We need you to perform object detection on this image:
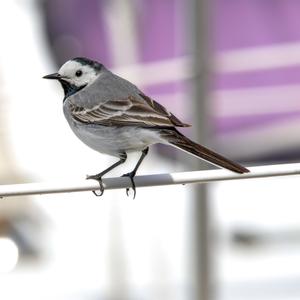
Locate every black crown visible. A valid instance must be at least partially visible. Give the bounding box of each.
[73,57,102,71]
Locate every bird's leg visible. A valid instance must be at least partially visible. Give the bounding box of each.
[122,147,149,199]
[87,153,127,196]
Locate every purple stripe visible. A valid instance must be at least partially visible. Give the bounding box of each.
[139,0,185,62]
[213,66,300,90]
[46,0,112,66]
[215,111,300,134]
[212,0,300,51]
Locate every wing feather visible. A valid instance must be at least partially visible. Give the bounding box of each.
[69,93,190,128]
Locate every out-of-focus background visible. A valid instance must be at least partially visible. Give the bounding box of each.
[1,0,300,299]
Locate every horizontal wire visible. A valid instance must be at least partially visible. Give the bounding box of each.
[0,163,300,198]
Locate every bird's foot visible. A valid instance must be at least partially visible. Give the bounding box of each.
[86,174,104,196]
[122,171,136,199]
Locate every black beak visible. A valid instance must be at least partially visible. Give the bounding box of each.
[43,72,61,80]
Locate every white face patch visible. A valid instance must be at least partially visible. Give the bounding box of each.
[58,60,99,87]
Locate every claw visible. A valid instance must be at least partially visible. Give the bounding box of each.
[86,174,105,197]
[122,172,136,199]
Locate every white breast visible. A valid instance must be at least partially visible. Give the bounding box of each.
[63,102,165,157]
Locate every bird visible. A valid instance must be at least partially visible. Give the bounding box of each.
[43,57,249,198]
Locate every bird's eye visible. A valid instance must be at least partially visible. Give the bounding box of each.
[75,70,82,77]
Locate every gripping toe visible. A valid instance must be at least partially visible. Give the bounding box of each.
[122,172,136,199]
[87,175,105,197]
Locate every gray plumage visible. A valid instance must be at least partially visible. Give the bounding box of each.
[44,57,249,197]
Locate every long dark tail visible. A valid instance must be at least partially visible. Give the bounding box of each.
[160,129,249,174]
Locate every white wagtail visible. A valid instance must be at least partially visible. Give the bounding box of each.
[44,57,249,198]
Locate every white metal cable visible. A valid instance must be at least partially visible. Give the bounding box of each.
[0,163,300,197]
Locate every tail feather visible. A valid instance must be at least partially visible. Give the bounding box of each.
[161,129,249,174]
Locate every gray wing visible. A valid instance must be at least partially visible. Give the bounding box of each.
[68,71,190,128]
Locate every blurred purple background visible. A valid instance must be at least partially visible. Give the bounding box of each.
[43,0,300,162]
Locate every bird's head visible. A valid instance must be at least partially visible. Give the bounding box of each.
[43,57,103,97]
